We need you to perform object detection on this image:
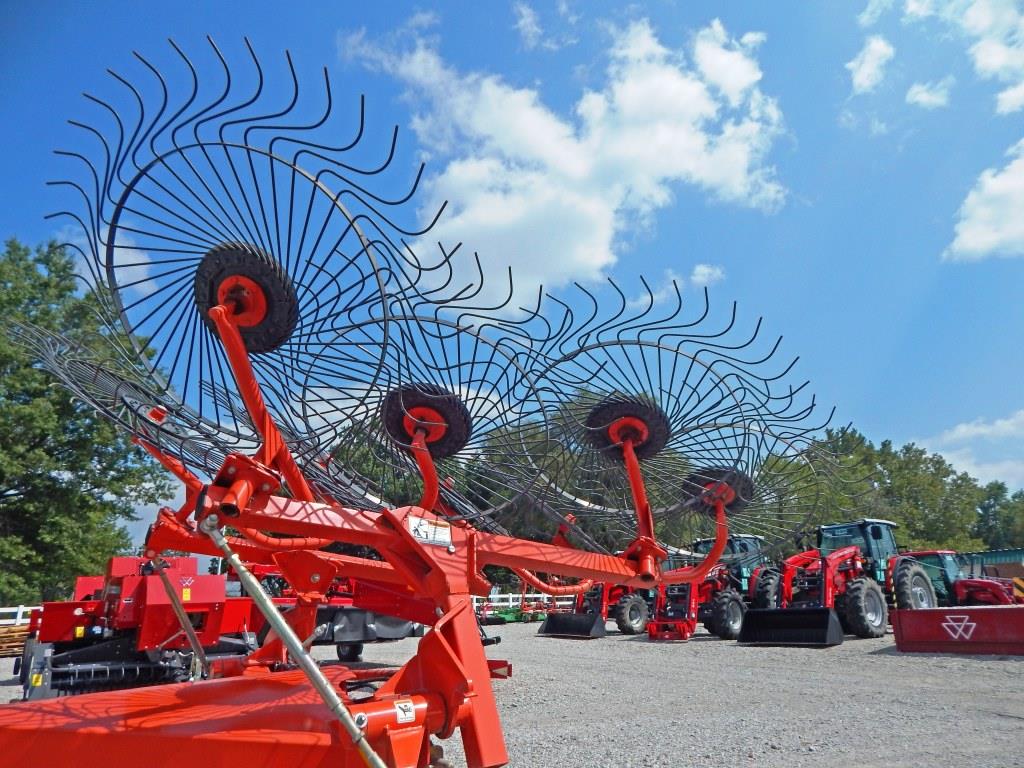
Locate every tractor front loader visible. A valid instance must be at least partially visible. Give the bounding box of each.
[740,519,926,646]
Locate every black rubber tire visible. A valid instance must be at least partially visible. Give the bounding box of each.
[583,397,671,460]
[893,560,937,609]
[381,383,472,459]
[194,242,299,353]
[752,569,780,609]
[709,588,746,640]
[844,578,888,638]
[614,592,649,634]
[682,467,756,513]
[336,642,364,662]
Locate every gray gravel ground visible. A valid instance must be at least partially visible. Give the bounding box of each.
[3,621,1022,768]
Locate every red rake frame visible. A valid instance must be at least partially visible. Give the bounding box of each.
[25,294,730,768]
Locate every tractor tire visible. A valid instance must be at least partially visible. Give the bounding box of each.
[752,569,780,609]
[336,642,364,662]
[614,593,649,634]
[893,560,937,609]
[709,589,746,640]
[844,578,888,638]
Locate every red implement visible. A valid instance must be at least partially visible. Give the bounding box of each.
[0,667,443,768]
[891,606,1024,655]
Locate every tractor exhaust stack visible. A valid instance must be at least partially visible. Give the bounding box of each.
[738,607,845,647]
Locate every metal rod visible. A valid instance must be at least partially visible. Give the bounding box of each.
[151,558,209,679]
[199,515,387,768]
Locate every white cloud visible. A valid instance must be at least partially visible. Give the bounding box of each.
[514,2,543,49]
[627,268,684,308]
[339,18,785,300]
[940,448,1024,488]
[690,263,726,287]
[846,36,896,93]
[996,80,1024,112]
[512,2,576,52]
[903,0,935,19]
[694,19,764,106]
[859,0,896,26]
[906,75,955,107]
[937,409,1024,442]
[905,0,1024,114]
[925,407,1024,489]
[945,138,1024,260]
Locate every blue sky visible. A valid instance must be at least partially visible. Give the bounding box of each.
[3,0,1024,495]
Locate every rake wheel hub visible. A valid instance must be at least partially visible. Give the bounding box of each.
[583,398,671,460]
[194,242,298,353]
[382,384,472,459]
[216,275,268,327]
[684,467,755,513]
[402,406,449,444]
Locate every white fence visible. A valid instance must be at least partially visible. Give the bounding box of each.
[0,606,39,626]
[471,593,575,610]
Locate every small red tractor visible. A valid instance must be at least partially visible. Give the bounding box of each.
[739,519,937,646]
[16,556,422,699]
[537,582,656,638]
[899,550,1024,607]
[648,534,771,641]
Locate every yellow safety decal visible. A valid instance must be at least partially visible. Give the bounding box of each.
[1013,577,1024,599]
[31,674,42,687]
[74,625,85,639]
[182,587,191,601]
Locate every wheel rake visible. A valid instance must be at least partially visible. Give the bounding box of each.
[488,280,845,561]
[0,40,845,768]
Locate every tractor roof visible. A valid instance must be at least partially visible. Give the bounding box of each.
[903,549,957,556]
[820,518,899,530]
[692,534,765,544]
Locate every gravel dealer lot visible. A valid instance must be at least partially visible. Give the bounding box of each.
[2,621,1022,767]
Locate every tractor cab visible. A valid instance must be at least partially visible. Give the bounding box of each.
[692,534,767,593]
[817,519,899,583]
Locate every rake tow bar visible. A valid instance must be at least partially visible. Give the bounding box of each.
[199,515,389,768]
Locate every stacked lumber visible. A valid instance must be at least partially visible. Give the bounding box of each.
[0,625,28,658]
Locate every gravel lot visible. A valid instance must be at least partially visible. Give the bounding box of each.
[3,621,1022,768]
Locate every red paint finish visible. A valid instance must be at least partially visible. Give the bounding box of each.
[892,606,1024,655]
[0,667,443,768]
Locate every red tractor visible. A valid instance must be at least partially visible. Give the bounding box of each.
[739,519,937,646]
[899,550,1024,607]
[537,582,655,638]
[648,534,771,641]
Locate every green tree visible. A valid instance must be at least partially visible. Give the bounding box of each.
[974,481,1024,549]
[0,239,172,603]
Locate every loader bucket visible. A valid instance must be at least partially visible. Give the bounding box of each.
[738,608,844,647]
[537,612,607,639]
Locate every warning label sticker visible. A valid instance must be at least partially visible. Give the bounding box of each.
[394,699,416,724]
[407,515,452,547]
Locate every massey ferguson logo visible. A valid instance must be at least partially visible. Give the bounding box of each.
[941,614,977,640]
[179,576,195,587]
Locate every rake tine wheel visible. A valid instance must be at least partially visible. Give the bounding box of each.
[45,37,466,501]
[485,280,844,569]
